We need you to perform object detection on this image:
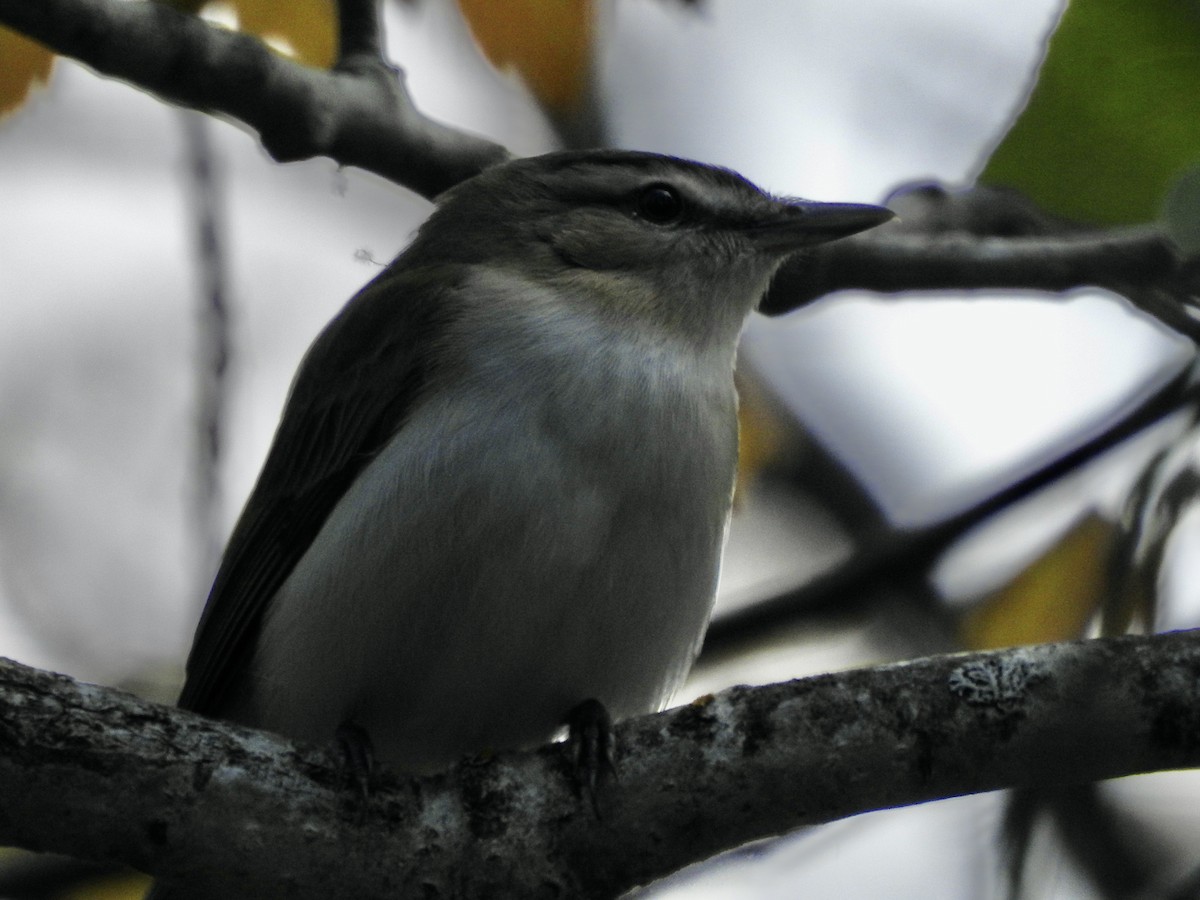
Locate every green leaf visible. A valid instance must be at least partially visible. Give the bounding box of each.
[981,0,1200,226]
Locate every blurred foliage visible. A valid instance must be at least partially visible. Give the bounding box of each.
[0,846,150,900]
[54,872,151,900]
[982,0,1200,227]
[456,0,594,113]
[959,514,1116,650]
[734,373,794,504]
[218,0,338,69]
[0,26,55,118]
[160,0,339,68]
[967,0,1200,655]
[0,0,338,123]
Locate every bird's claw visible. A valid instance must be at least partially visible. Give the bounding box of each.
[334,720,376,818]
[565,698,617,818]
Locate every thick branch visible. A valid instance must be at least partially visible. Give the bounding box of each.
[766,181,1194,333]
[768,226,1182,312]
[0,0,510,199]
[2,633,1200,897]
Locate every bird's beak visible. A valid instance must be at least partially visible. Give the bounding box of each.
[751,200,892,317]
[749,200,894,254]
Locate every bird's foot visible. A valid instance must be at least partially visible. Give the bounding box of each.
[564,698,617,818]
[334,720,376,819]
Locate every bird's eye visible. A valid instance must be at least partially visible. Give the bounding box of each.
[635,184,684,224]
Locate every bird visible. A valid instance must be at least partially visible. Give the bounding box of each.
[175,149,891,782]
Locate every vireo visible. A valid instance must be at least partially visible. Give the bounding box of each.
[177,150,890,781]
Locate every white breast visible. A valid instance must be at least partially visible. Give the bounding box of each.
[242,273,740,772]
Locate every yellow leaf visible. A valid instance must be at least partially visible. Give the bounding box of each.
[229,0,338,69]
[456,0,594,112]
[0,26,55,118]
[54,871,153,900]
[735,372,790,502]
[960,514,1115,650]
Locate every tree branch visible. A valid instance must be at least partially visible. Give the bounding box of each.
[767,181,1194,338]
[0,0,510,200]
[4,0,1194,313]
[335,0,384,64]
[768,226,1184,313]
[2,632,1199,898]
[704,359,1200,655]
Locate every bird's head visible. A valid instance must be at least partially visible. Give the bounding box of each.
[406,150,892,348]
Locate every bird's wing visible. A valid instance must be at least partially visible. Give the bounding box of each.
[178,265,459,715]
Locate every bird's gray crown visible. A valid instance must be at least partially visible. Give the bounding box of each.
[405,150,795,272]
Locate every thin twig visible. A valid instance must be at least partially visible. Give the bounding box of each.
[182,111,230,586]
[703,359,1200,654]
[335,0,384,64]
